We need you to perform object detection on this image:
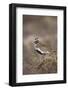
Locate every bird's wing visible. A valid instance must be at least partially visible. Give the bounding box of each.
[35,47,50,54]
[35,48,45,54]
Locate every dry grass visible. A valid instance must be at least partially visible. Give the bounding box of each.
[23,44,57,75]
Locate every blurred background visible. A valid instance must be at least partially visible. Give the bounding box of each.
[23,15,57,75]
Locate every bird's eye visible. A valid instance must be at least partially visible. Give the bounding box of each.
[34,40,39,44]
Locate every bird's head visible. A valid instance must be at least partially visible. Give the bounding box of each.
[34,36,39,44]
[35,36,39,41]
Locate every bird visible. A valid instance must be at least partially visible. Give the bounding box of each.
[33,36,50,70]
[33,37,50,56]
